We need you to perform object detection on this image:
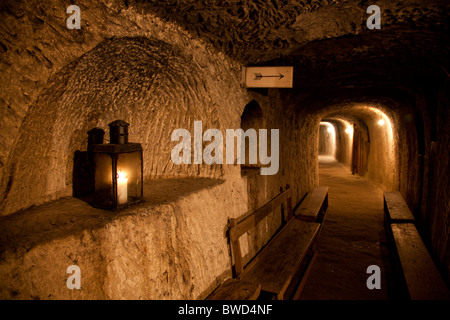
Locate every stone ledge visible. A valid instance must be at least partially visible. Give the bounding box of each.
[0,178,236,300]
[0,178,224,258]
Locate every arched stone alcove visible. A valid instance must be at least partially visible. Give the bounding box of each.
[1,36,233,216]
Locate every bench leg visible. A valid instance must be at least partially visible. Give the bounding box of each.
[292,251,318,300]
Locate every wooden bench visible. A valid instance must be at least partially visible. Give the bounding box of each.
[207,278,261,300]
[240,218,320,300]
[390,223,450,300]
[295,186,329,223]
[384,191,415,224]
[208,185,326,300]
[384,191,450,300]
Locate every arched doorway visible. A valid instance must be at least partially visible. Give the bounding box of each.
[352,122,370,176]
[241,100,264,212]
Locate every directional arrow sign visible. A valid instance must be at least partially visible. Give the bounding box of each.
[253,73,284,80]
[242,66,293,88]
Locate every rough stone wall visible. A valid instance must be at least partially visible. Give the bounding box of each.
[396,101,421,218]
[146,0,449,67]
[0,0,312,299]
[0,179,248,300]
[1,35,245,216]
[0,0,253,216]
[318,124,334,156]
[331,119,353,169]
[363,109,397,191]
[428,78,450,282]
[264,89,319,208]
[238,90,304,265]
[394,81,450,282]
[1,0,448,296]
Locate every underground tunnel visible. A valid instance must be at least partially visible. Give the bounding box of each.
[0,0,449,302]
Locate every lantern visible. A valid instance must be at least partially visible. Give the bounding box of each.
[92,120,143,211]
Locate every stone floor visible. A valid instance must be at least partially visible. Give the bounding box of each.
[299,156,399,300]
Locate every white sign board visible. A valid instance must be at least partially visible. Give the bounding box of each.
[241,66,293,88]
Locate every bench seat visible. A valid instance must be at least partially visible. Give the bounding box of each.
[207,278,261,300]
[241,219,321,300]
[296,186,329,223]
[209,185,327,300]
[391,223,450,300]
[384,191,415,223]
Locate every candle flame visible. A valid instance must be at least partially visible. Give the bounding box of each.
[117,170,128,182]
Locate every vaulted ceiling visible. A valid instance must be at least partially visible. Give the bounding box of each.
[142,0,449,88]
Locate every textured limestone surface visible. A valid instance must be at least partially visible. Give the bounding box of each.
[1,0,449,296]
[147,0,449,68]
[0,0,244,213]
[0,1,317,299]
[0,179,249,299]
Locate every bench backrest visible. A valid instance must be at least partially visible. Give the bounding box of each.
[228,186,293,278]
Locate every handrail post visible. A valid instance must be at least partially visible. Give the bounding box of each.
[286,184,293,220]
[229,218,244,278]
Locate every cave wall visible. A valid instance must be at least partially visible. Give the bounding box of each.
[332,119,353,170]
[0,0,448,298]
[1,35,246,216]
[0,0,316,299]
[364,110,396,190]
[318,123,334,156]
[395,80,450,282]
[0,180,253,300]
[425,78,450,282]
[0,0,253,217]
[236,88,319,268]
[431,78,450,281]
[0,16,260,298]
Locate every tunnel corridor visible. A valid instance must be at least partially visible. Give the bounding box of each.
[300,157,393,300]
[0,0,449,302]
[308,105,395,299]
[318,105,396,186]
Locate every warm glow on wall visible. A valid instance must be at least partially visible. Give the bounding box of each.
[320,121,336,158]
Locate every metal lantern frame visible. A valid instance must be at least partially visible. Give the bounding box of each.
[92,120,144,211]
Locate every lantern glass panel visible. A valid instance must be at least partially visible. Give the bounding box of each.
[94,152,113,209]
[116,151,142,206]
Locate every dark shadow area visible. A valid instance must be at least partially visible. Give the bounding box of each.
[72,150,94,198]
[382,229,409,300]
[72,128,105,206]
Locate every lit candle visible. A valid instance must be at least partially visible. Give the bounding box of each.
[117,170,128,205]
